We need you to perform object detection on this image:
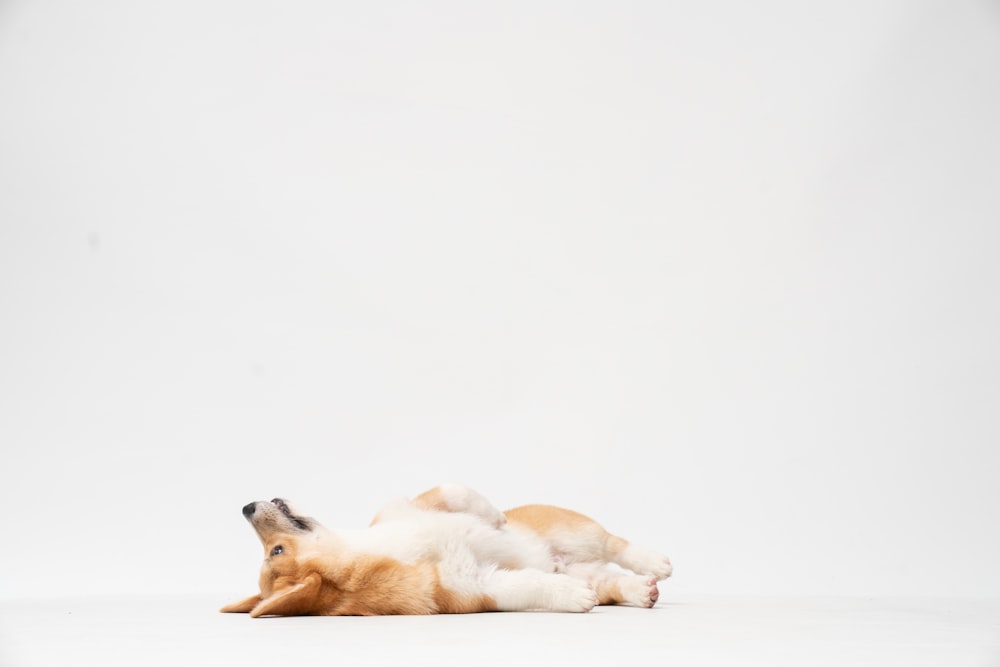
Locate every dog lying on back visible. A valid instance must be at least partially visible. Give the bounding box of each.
[221,484,672,617]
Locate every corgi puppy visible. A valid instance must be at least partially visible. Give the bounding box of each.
[222,484,672,617]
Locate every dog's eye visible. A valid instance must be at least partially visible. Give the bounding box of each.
[270,545,284,557]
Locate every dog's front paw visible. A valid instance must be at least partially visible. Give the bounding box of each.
[549,576,598,613]
[438,484,507,528]
[476,504,507,529]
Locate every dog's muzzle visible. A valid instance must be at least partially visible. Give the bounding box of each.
[242,498,315,533]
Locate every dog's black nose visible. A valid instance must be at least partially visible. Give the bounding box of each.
[242,502,257,518]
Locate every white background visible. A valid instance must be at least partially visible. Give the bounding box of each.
[1,0,998,603]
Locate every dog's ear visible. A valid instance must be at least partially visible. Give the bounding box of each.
[249,573,323,618]
[220,594,262,613]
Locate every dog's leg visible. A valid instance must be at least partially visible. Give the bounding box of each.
[434,538,591,613]
[481,569,598,612]
[505,505,673,580]
[563,562,660,608]
[413,484,507,528]
[605,535,673,580]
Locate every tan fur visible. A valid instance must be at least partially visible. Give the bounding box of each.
[504,504,603,534]
[227,533,496,616]
[413,486,448,512]
[594,577,624,606]
[220,595,261,614]
[432,571,499,614]
[505,504,627,560]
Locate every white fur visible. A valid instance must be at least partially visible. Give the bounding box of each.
[331,502,551,569]
[305,498,596,611]
[615,544,674,580]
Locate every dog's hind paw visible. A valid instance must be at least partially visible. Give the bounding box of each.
[621,575,660,608]
[648,556,672,580]
[617,547,672,580]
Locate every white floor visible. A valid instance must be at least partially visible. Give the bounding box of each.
[1,595,998,667]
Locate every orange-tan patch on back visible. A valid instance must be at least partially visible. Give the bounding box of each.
[504,504,601,535]
[504,504,631,562]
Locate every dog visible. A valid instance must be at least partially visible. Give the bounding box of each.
[221,484,672,617]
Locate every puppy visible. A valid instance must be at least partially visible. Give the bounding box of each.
[221,484,672,617]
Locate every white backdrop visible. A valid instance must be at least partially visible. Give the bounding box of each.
[1,0,998,601]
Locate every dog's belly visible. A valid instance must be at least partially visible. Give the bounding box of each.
[336,510,556,572]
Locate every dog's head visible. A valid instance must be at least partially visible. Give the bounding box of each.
[221,498,329,617]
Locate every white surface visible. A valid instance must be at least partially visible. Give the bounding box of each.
[1,596,998,667]
[1,0,1000,602]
